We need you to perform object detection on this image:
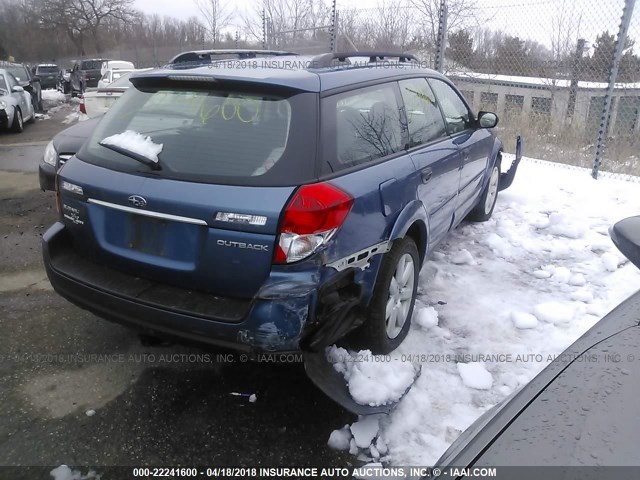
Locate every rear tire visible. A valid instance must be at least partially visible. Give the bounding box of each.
[467,159,500,222]
[356,237,419,354]
[11,108,23,133]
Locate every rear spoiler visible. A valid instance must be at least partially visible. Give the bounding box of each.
[498,135,523,191]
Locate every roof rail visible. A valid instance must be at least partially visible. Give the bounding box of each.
[168,49,298,66]
[309,51,419,69]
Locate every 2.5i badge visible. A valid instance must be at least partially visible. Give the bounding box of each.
[62,204,84,225]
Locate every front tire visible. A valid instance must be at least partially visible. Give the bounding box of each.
[11,108,23,133]
[468,159,500,222]
[357,237,419,354]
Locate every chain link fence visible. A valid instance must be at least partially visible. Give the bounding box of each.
[267,0,639,176]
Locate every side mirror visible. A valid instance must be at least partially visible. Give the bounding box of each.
[478,111,499,129]
[610,216,640,270]
[12,85,24,93]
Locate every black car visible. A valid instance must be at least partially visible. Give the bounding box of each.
[69,59,108,95]
[1,62,42,111]
[39,117,100,191]
[34,64,59,90]
[434,215,640,478]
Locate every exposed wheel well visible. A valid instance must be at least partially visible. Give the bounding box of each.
[405,221,427,266]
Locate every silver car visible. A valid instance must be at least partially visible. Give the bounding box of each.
[0,69,35,133]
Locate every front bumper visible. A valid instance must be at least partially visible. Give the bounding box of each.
[0,109,8,130]
[43,222,365,354]
[39,162,56,191]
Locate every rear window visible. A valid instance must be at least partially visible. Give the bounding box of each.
[37,66,58,73]
[81,60,102,70]
[79,84,318,186]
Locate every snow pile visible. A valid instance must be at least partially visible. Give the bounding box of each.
[457,362,493,390]
[414,305,439,329]
[510,311,538,329]
[50,465,100,480]
[328,415,390,465]
[63,111,89,124]
[100,130,163,163]
[329,156,640,465]
[326,346,416,406]
[42,89,66,103]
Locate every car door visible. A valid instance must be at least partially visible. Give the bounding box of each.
[428,78,493,222]
[70,63,81,91]
[6,73,27,114]
[398,77,461,248]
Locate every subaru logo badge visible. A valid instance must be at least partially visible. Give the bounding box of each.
[128,195,147,208]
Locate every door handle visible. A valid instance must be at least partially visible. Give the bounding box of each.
[421,168,433,183]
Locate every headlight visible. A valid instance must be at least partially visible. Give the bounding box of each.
[43,140,58,167]
[0,100,6,109]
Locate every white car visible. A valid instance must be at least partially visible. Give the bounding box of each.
[0,69,35,133]
[97,68,135,88]
[100,60,135,76]
[81,69,150,118]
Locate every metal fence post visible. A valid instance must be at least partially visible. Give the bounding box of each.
[330,0,338,53]
[434,0,448,72]
[262,9,267,50]
[592,0,636,179]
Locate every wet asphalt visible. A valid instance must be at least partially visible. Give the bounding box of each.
[0,115,355,479]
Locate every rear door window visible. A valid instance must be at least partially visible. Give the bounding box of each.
[322,82,405,172]
[398,78,447,147]
[80,84,317,186]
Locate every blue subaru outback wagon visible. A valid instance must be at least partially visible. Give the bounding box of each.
[43,51,519,355]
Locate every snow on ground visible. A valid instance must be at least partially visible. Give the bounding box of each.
[63,111,89,124]
[328,156,640,466]
[100,130,163,162]
[41,89,67,105]
[50,465,100,480]
[327,346,417,406]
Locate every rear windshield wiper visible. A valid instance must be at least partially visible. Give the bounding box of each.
[99,142,162,170]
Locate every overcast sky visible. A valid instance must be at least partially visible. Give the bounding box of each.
[133,0,636,49]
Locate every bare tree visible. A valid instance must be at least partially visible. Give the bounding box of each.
[72,0,137,53]
[550,0,583,65]
[193,0,234,46]
[408,0,478,49]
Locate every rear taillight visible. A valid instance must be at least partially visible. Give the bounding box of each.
[274,182,353,264]
[79,96,86,114]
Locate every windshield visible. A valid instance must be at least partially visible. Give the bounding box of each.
[80,84,317,186]
[6,66,26,82]
[107,73,133,88]
[81,60,102,70]
[111,70,131,82]
[0,74,6,92]
[36,66,58,73]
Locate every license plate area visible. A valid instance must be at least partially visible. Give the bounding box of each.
[128,215,168,256]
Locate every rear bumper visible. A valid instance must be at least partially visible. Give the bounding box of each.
[40,79,57,89]
[43,222,364,353]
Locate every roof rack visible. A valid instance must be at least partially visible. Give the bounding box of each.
[168,49,298,66]
[309,51,419,69]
